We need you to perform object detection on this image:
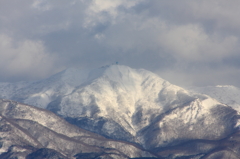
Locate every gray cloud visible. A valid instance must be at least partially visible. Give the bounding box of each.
[1,0,240,87]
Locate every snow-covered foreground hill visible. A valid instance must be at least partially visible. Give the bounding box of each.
[0,99,154,158]
[1,65,240,158]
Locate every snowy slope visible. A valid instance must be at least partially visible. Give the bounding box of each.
[190,85,240,112]
[0,68,92,109]
[44,65,197,144]
[0,99,154,158]
[0,65,239,150]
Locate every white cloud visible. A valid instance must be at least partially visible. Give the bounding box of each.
[31,0,52,11]
[100,15,239,62]
[84,0,141,27]
[186,0,240,29]
[0,34,58,81]
[160,24,239,62]
[88,0,138,14]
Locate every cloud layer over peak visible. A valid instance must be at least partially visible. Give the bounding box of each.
[1,0,240,86]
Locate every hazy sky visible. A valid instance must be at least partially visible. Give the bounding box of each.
[1,0,240,87]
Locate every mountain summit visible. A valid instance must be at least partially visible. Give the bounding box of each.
[0,65,240,158]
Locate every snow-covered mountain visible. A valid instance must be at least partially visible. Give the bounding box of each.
[0,65,240,158]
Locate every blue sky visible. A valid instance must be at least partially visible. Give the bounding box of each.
[1,0,240,87]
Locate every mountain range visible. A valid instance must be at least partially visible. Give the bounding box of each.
[0,65,240,158]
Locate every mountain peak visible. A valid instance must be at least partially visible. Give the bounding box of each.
[56,65,161,88]
[0,65,239,155]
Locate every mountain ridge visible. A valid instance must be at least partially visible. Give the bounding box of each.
[0,99,155,158]
[0,65,240,158]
